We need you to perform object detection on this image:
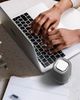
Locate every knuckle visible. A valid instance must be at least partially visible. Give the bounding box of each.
[37,22,41,27]
[43,25,47,30]
[49,36,52,41]
[44,14,49,19]
[58,29,62,32]
[40,13,45,17]
[39,13,42,17]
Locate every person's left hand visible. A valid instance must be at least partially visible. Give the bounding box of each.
[45,28,80,52]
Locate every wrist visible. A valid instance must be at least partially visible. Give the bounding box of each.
[76,29,80,41]
[54,0,73,14]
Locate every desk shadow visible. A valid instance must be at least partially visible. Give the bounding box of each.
[39,71,60,87]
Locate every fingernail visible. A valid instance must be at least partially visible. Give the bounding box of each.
[48,27,54,32]
[48,28,52,32]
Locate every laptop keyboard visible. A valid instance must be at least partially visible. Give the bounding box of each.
[13,12,65,67]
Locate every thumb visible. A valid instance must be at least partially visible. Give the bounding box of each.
[48,21,59,32]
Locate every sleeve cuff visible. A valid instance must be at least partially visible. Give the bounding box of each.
[70,0,80,8]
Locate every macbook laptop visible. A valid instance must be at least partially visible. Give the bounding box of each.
[0,2,80,72]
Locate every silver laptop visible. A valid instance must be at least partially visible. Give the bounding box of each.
[0,3,80,72]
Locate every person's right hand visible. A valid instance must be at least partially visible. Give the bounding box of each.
[32,4,62,34]
[46,28,80,52]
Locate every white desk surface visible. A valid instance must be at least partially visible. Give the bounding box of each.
[0,0,80,100]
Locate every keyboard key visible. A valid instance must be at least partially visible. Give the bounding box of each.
[47,58,53,63]
[36,39,41,42]
[17,23,22,27]
[26,20,30,24]
[28,35,33,39]
[23,29,28,33]
[31,38,35,42]
[21,21,25,24]
[35,48,38,52]
[19,18,23,21]
[33,41,38,45]
[60,53,65,57]
[24,24,28,27]
[15,20,20,24]
[36,52,41,56]
[50,55,56,61]
[41,51,46,55]
[55,54,61,58]
[20,26,25,30]
[34,35,39,39]
[24,13,28,16]
[45,61,50,66]
[39,55,44,59]
[42,58,47,62]
[29,18,33,22]
[36,45,41,49]
[39,48,43,52]
[13,16,20,21]
[45,54,49,59]
[21,15,27,21]
[25,32,30,36]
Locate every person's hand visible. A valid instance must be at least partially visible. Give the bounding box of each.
[32,5,62,34]
[46,28,80,52]
[32,0,73,35]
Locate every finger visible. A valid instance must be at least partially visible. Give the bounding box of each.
[32,14,44,33]
[53,44,65,53]
[42,19,53,34]
[32,17,42,33]
[48,29,59,35]
[48,33,61,41]
[37,16,49,33]
[51,20,59,29]
[52,39,63,46]
[42,35,49,45]
[35,13,43,22]
[38,16,49,34]
[45,38,63,50]
[47,42,53,48]
[48,20,58,32]
[32,14,42,27]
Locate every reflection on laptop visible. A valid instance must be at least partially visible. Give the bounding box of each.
[0,3,80,72]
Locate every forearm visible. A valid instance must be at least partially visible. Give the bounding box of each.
[54,0,73,14]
